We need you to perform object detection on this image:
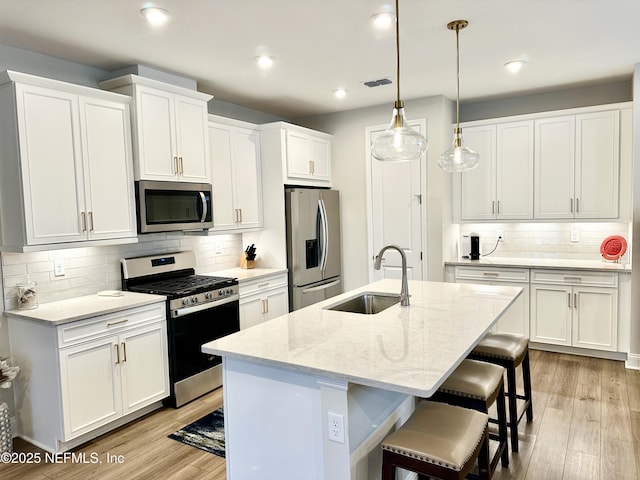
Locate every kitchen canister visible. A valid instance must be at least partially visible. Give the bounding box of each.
[16,278,37,310]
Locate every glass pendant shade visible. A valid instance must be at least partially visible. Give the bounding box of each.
[438,127,479,172]
[372,101,428,162]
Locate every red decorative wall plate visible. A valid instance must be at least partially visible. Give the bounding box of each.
[600,235,627,261]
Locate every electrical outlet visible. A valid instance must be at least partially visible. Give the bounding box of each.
[215,243,223,255]
[54,259,65,277]
[497,230,504,241]
[327,412,345,443]
[570,230,580,242]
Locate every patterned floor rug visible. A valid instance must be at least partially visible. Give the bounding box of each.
[168,407,225,458]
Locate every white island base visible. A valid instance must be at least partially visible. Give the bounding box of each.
[222,356,414,480]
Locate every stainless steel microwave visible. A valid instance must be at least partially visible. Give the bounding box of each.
[135,180,213,233]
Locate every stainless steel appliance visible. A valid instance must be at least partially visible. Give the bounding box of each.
[135,180,213,233]
[285,188,342,310]
[121,250,239,407]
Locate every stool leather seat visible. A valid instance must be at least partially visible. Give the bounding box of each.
[471,333,528,364]
[382,401,489,478]
[438,359,503,402]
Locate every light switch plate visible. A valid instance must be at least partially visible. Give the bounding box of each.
[570,230,580,242]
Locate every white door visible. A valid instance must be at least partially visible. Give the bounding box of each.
[461,125,496,220]
[572,287,617,351]
[530,284,572,345]
[496,121,534,219]
[239,294,264,330]
[174,94,210,182]
[209,123,237,230]
[119,323,169,414]
[264,288,289,321]
[367,120,425,282]
[135,85,177,180]
[79,96,136,240]
[234,127,263,228]
[286,130,312,179]
[16,84,86,244]
[59,336,122,440]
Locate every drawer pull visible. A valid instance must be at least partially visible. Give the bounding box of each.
[115,344,120,365]
[258,282,270,288]
[121,342,127,362]
[564,276,582,282]
[107,319,129,327]
[482,272,499,277]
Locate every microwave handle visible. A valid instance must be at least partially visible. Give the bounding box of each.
[199,192,208,223]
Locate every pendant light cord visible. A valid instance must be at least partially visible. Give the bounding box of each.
[455,24,460,131]
[395,0,401,105]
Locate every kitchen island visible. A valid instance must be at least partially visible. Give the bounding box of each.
[202,279,522,480]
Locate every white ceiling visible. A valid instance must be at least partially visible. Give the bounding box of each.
[0,0,638,119]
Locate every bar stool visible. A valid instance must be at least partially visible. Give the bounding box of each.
[431,359,509,474]
[468,332,533,453]
[381,401,490,480]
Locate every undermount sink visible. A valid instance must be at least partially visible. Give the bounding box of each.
[324,292,401,315]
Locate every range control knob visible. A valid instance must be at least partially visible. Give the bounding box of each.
[191,296,199,303]
[219,289,225,296]
[226,288,233,295]
[204,292,213,300]
[182,298,190,306]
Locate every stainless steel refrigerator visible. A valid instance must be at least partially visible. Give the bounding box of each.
[285,187,342,311]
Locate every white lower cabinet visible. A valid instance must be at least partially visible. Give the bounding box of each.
[239,273,289,329]
[530,269,618,351]
[453,266,530,337]
[9,301,169,452]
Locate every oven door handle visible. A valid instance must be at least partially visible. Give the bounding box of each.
[170,294,239,318]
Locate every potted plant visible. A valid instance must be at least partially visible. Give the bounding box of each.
[0,357,19,453]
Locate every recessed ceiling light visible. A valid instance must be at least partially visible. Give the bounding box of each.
[255,55,275,69]
[371,12,395,30]
[140,7,169,26]
[333,88,347,99]
[505,60,526,74]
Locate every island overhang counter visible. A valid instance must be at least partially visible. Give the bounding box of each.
[202,278,522,480]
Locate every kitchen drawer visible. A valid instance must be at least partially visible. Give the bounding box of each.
[57,302,166,347]
[454,266,529,283]
[239,273,288,297]
[530,269,618,287]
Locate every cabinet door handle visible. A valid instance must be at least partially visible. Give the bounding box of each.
[179,156,184,174]
[568,292,572,308]
[81,212,86,232]
[115,344,120,365]
[497,200,500,215]
[491,200,495,214]
[107,318,129,327]
[261,299,266,314]
[575,197,579,213]
[574,293,578,310]
[121,342,127,362]
[264,298,269,314]
[173,156,178,174]
[570,198,574,213]
[309,160,314,175]
[88,211,94,232]
[238,208,243,223]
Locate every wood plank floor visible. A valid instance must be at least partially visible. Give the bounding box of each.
[3,350,640,479]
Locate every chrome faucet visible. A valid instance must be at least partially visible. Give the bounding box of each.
[374,244,410,306]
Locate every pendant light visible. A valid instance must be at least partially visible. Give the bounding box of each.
[371,0,427,162]
[438,20,479,172]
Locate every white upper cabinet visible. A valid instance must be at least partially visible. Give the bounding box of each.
[534,110,620,219]
[100,75,212,183]
[260,122,332,187]
[0,71,136,250]
[460,121,533,221]
[455,103,629,223]
[208,115,263,232]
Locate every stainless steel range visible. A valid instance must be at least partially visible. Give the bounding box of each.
[121,250,239,407]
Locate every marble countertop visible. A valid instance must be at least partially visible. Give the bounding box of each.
[203,279,522,397]
[204,267,287,282]
[4,291,166,325]
[445,257,631,272]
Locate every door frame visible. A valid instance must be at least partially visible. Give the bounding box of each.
[365,118,428,283]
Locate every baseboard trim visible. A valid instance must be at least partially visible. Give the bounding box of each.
[626,353,640,370]
[530,343,627,363]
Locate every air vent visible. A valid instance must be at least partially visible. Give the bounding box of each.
[363,78,392,88]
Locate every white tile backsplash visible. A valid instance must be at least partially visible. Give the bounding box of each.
[1,233,244,310]
[459,222,632,263]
